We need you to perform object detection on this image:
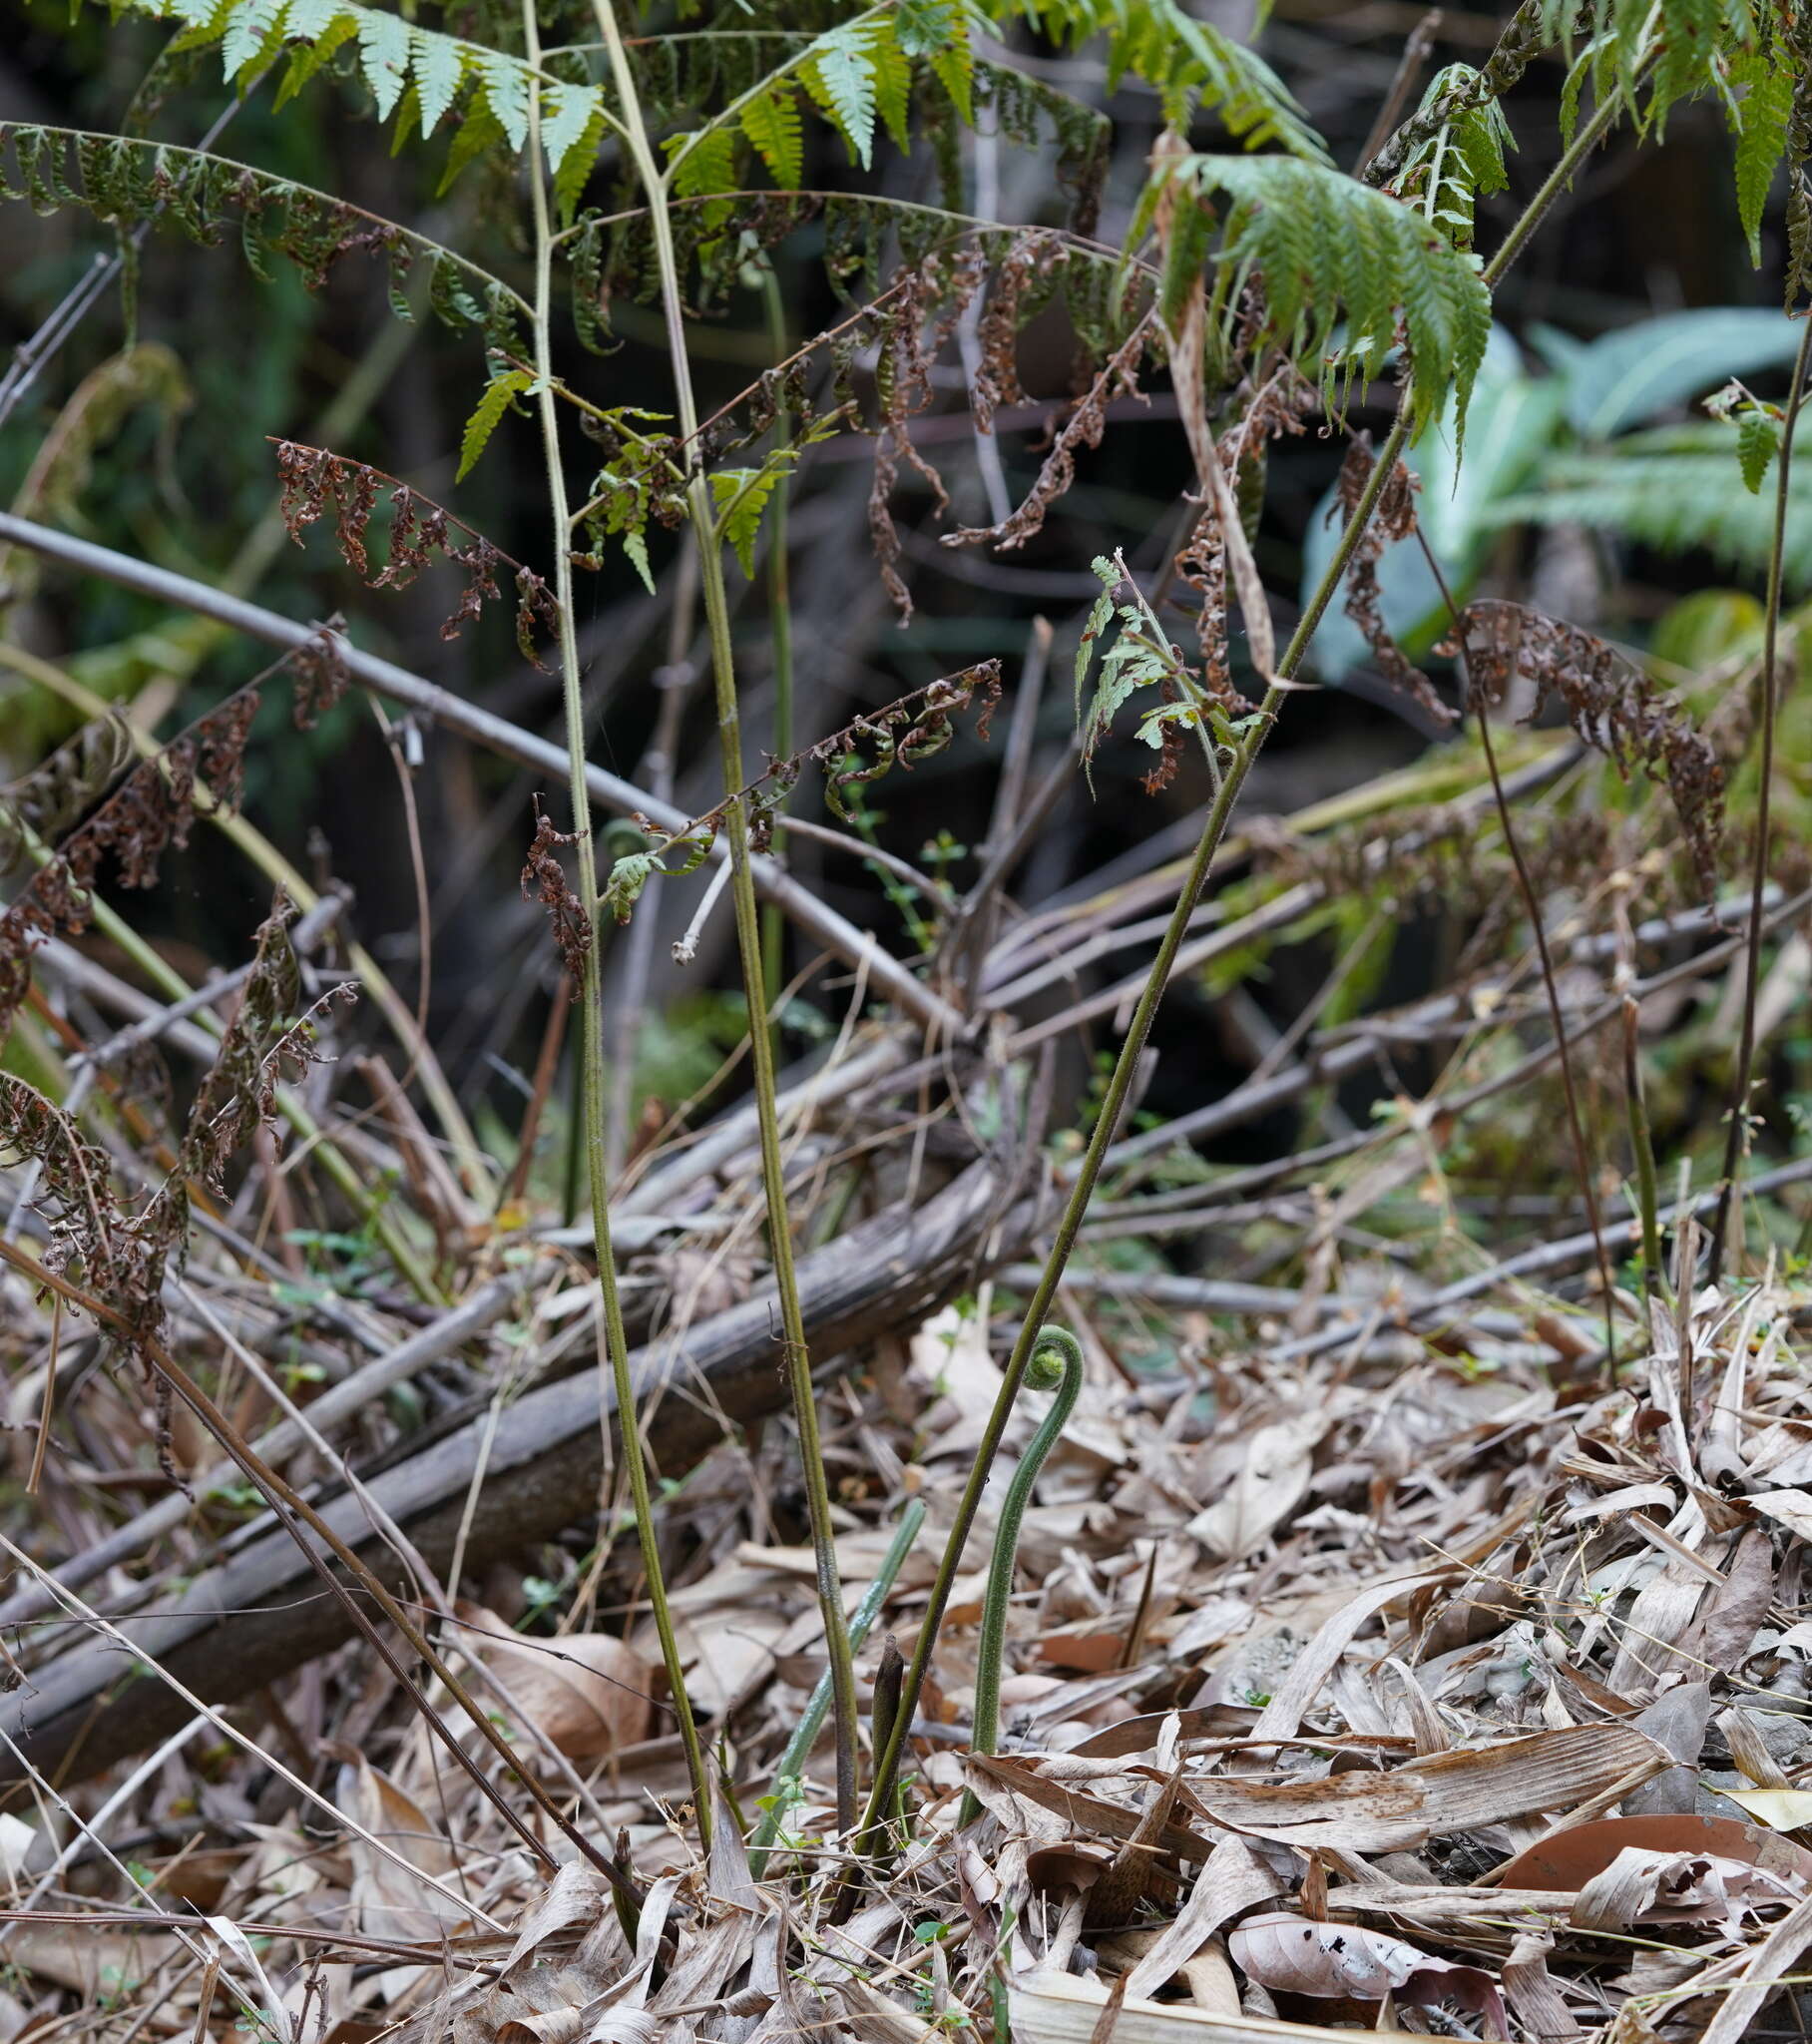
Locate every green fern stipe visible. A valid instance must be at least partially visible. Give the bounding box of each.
[958,1325,1086,1829]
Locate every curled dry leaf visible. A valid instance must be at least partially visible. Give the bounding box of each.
[1496,1810,1812,1893]
[1228,1912,1509,2040]
[461,1604,657,1759]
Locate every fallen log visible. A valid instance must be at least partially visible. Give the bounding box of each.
[0,1150,1044,1790]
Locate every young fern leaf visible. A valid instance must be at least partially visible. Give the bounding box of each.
[1136,152,1492,441]
[1389,63,1514,251]
[458,369,534,482]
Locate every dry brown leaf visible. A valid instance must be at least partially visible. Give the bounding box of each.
[335,1754,472,1945]
[463,1606,657,1758]
[1037,1630,1128,1674]
[1186,1723,1667,1852]
[1228,1912,1508,2039]
[1010,1964,1426,2044]
[1188,1417,1325,1562]
[1496,1809,1812,1892]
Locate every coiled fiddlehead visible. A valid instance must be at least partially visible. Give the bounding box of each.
[959,1324,1086,1827]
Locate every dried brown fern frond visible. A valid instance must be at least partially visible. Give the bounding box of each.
[947,314,1155,555]
[273,440,559,663]
[1446,598,1725,899]
[1333,433,1455,729]
[522,798,594,984]
[0,714,136,876]
[0,636,349,1038]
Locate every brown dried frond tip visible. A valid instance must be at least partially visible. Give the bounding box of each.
[523,798,593,987]
[1332,434,1455,729]
[273,440,560,665]
[0,689,262,1035]
[1446,599,1725,901]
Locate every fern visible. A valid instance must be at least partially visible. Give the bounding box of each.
[1390,64,1514,252]
[0,125,522,335]
[1489,421,1812,587]
[740,84,804,189]
[78,0,608,188]
[1008,0,1327,162]
[1728,41,1796,265]
[457,369,534,482]
[1136,152,1492,438]
[709,462,789,576]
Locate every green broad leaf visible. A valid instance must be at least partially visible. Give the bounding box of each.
[1559,307,1808,441]
[740,85,802,190]
[355,7,412,122]
[412,25,463,134]
[709,464,787,577]
[457,368,533,481]
[1730,47,1794,267]
[542,82,603,202]
[438,99,506,193]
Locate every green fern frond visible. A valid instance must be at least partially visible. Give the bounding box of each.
[800,22,881,170]
[77,0,607,188]
[1542,0,1762,127]
[1390,63,1513,252]
[1140,151,1490,438]
[1728,42,1795,264]
[1490,420,1812,587]
[0,124,521,333]
[1008,0,1327,161]
[456,368,534,482]
[740,83,804,188]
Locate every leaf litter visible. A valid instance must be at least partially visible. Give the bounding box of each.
[11,1270,1812,2041]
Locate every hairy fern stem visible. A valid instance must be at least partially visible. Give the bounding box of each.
[593,0,861,1832]
[521,0,710,1841]
[958,1326,1086,1830]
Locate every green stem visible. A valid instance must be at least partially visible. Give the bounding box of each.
[593,0,860,1832]
[958,1327,1084,1829]
[855,414,1409,1856]
[1711,309,1812,1279]
[521,0,710,1841]
[760,266,794,1075]
[746,1498,926,1879]
[854,73,1649,1859]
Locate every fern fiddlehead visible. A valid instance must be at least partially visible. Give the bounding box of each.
[958,1325,1085,1828]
